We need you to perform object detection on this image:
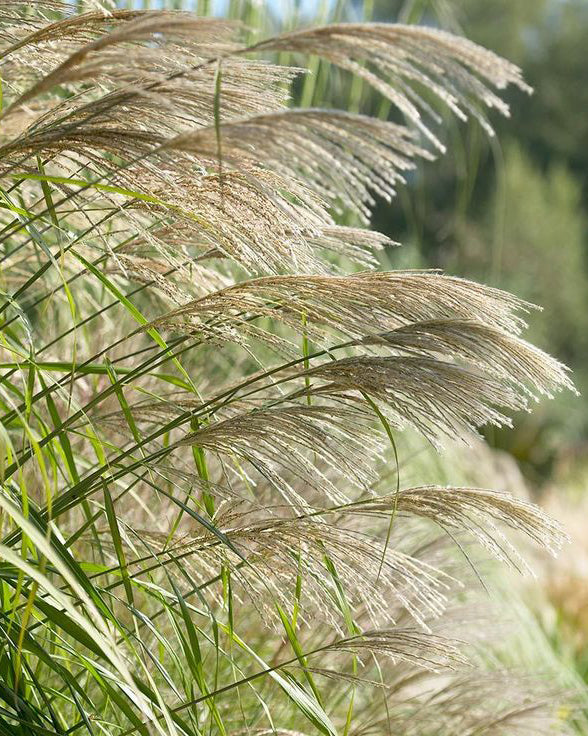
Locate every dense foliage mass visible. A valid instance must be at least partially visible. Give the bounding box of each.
[0,2,581,734]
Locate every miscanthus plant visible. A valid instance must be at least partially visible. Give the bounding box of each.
[0,2,580,734]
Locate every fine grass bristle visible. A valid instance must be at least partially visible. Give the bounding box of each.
[0,3,579,735]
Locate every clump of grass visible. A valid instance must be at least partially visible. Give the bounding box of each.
[0,3,580,734]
